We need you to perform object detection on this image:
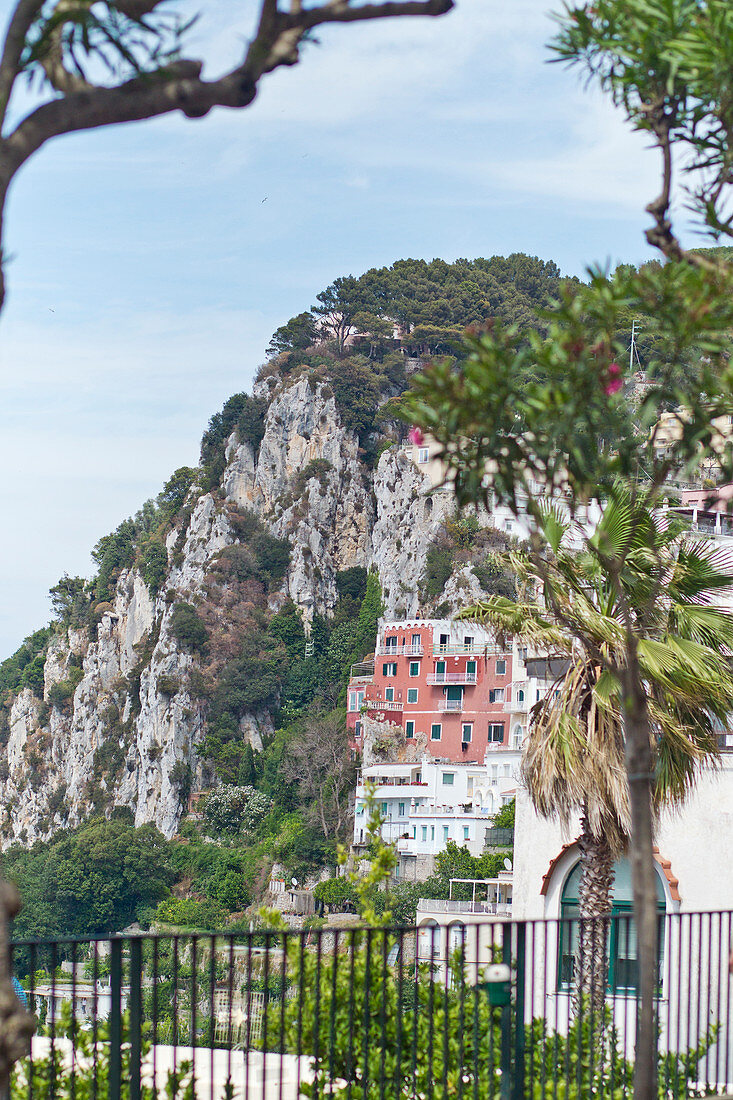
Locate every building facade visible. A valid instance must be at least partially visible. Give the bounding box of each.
[354,753,520,879]
[348,619,521,762]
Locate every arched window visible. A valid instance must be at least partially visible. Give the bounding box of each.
[559,856,666,993]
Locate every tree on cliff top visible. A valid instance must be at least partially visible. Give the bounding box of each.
[0,0,453,315]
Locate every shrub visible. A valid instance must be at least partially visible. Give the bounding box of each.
[157,675,180,697]
[140,538,168,596]
[170,602,208,652]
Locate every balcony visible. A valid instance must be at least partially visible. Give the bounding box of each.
[377,643,424,657]
[416,898,511,916]
[434,644,501,657]
[426,672,477,686]
[438,698,463,713]
[503,696,528,712]
[364,699,403,712]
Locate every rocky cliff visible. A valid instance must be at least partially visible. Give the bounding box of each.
[0,371,482,847]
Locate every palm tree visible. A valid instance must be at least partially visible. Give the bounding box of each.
[461,494,733,1014]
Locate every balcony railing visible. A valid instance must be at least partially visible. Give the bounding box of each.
[377,643,424,656]
[364,699,403,712]
[438,698,463,712]
[416,898,511,915]
[434,644,502,656]
[426,672,477,685]
[503,697,528,712]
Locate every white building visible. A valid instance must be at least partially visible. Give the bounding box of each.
[414,873,514,985]
[511,751,733,1083]
[354,752,520,880]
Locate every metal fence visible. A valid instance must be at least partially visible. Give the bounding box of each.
[8,909,733,1099]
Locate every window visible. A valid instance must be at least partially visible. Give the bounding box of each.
[491,766,498,781]
[349,691,357,711]
[421,826,427,842]
[489,723,505,742]
[407,688,418,704]
[381,802,388,815]
[431,723,442,740]
[383,662,397,677]
[357,803,365,815]
[463,636,473,650]
[439,633,449,648]
[467,777,474,795]
[442,773,455,786]
[489,688,504,703]
[463,826,470,841]
[385,687,394,702]
[466,660,477,680]
[435,660,446,679]
[385,636,397,651]
[503,764,511,777]
[558,857,665,993]
[357,690,365,708]
[354,721,362,737]
[443,826,449,841]
[398,802,405,816]
[496,659,506,675]
[405,720,415,738]
[409,661,420,677]
[462,723,473,743]
[431,826,435,841]
[418,447,429,463]
[517,689,525,703]
[412,826,416,839]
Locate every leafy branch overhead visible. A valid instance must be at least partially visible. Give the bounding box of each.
[0,0,453,310]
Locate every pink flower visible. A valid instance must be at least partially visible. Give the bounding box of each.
[408,426,424,446]
[603,362,623,395]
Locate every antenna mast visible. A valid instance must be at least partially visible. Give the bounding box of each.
[629,319,641,372]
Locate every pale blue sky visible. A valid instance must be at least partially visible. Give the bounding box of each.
[0,0,665,656]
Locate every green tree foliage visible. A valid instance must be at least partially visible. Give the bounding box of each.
[92,518,137,602]
[6,818,173,939]
[139,538,168,596]
[158,466,196,521]
[271,255,576,363]
[169,602,208,652]
[492,797,515,830]
[329,355,382,438]
[0,628,52,700]
[349,569,384,665]
[266,311,318,357]
[199,393,268,490]
[48,575,90,628]
[201,785,272,836]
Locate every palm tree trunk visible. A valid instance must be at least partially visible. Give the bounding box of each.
[620,654,658,1100]
[575,808,614,1022]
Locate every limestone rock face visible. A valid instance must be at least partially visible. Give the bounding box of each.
[371,448,454,619]
[225,378,373,620]
[0,377,466,847]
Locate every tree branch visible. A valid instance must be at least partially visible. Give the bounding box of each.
[0,0,44,130]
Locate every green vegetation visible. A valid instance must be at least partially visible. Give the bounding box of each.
[420,511,518,606]
[199,392,268,491]
[5,818,173,940]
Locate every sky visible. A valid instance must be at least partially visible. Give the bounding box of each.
[0,0,666,658]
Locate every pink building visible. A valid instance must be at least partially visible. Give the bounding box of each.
[347,619,518,763]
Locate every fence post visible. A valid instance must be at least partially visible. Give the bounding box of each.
[500,924,512,1100]
[129,937,142,1100]
[0,882,34,1100]
[511,923,526,1100]
[109,938,123,1100]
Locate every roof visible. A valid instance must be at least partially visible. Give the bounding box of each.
[540,841,680,902]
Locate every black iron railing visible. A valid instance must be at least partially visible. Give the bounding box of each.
[7,910,733,1098]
